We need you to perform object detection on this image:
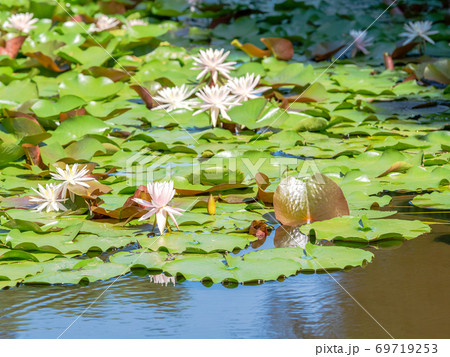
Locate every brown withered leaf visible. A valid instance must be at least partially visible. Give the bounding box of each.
[260,37,294,61]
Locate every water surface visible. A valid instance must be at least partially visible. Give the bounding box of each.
[1,196,448,339]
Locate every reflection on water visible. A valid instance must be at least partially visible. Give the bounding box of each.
[0,196,448,338]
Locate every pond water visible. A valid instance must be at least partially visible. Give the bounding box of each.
[0,195,448,339]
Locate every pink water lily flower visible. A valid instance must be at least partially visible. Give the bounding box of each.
[133,181,184,234]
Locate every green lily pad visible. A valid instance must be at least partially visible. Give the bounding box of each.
[411,191,450,210]
[59,74,124,101]
[301,216,430,242]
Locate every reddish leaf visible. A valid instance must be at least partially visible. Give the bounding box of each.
[91,167,116,180]
[0,196,35,210]
[273,174,349,227]
[5,110,41,126]
[124,185,152,208]
[310,41,345,62]
[130,84,154,109]
[255,172,274,204]
[60,108,87,122]
[271,91,289,110]
[71,15,92,23]
[22,144,46,169]
[249,220,269,240]
[25,51,70,72]
[384,52,394,71]
[0,36,26,58]
[86,66,130,82]
[391,42,418,59]
[260,37,294,61]
[91,206,141,220]
[99,0,126,14]
[383,0,404,16]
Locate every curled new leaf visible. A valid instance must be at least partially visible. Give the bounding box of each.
[273,174,349,227]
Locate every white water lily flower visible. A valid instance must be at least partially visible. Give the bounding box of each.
[123,19,147,30]
[191,48,236,83]
[133,181,184,234]
[187,0,200,12]
[149,273,175,286]
[399,21,438,45]
[89,15,120,32]
[193,85,240,127]
[3,13,38,34]
[226,73,271,101]
[30,184,67,213]
[50,164,96,201]
[153,85,199,111]
[349,29,373,56]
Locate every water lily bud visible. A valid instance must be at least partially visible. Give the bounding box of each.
[207,194,216,215]
[273,174,349,227]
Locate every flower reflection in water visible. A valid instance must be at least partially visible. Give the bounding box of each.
[149,273,176,286]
